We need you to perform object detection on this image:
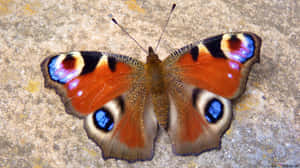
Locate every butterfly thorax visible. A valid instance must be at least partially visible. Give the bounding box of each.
[145,47,165,93]
[145,47,170,129]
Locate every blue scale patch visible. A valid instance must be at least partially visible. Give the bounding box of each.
[93,108,114,132]
[228,35,255,63]
[205,99,223,123]
[48,56,79,84]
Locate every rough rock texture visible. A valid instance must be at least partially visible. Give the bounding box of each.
[0,0,299,167]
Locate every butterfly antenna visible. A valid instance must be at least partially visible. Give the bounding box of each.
[111,16,147,54]
[154,3,176,52]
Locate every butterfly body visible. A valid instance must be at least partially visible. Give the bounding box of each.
[145,47,170,129]
[41,32,261,162]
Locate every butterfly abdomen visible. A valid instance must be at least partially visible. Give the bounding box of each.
[151,92,170,129]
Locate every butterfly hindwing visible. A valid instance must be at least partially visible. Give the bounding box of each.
[168,84,232,155]
[84,89,158,161]
[163,32,261,155]
[41,51,158,161]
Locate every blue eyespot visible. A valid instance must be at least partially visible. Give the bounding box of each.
[240,35,255,62]
[226,35,255,63]
[48,56,79,84]
[93,108,114,132]
[205,99,223,123]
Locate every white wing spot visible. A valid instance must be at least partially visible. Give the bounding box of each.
[77,90,83,96]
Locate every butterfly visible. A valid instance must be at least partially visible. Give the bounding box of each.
[41,30,261,161]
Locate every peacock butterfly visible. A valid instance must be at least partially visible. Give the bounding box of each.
[41,4,262,162]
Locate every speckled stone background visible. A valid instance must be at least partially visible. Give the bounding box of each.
[0,0,299,167]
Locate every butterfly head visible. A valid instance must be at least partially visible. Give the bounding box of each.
[146,47,161,64]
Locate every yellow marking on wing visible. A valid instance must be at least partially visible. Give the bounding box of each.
[70,52,85,71]
[221,34,232,54]
[125,0,145,14]
[25,80,40,93]
[97,54,108,67]
[198,43,210,54]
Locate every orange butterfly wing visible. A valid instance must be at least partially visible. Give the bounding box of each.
[165,32,261,99]
[163,32,262,155]
[41,51,157,161]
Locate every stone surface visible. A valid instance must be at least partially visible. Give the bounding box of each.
[0,0,299,167]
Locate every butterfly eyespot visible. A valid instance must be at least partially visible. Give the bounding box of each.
[48,55,82,84]
[93,108,114,132]
[222,34,255,63]
[204,98,224,123]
